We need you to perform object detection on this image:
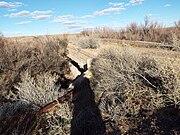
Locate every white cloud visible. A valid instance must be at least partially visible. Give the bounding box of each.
[52,15,91,32]
[63,20,88,25]
[0,1,23,8]
[124,3,130,6]
[108,0,145,7]
[66,25,83,29]
[164,4,171,7]
[129,0,144,5]
[52,15,75,23]
[147,13,152,17]
[32,15,51,20]
[67,26,95,33]
[8,8,17,12]
[30,10,52,16]
[30,10,52,20]
[6,10,30,18]
[109,2,125,7]
[94,7,125,16]
[6,10,52,20]
[58,15,74,19]
[15,21,32,25]
[80,15,94,18]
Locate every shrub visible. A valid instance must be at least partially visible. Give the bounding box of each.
[0,100,40,134]
[0,36,72,134]
[14,71,62,107]
[81,17,180,44]
[90,46,180,134]
[77,36,100,49]
[0,100,71,134]
[0,32,4,45]
[0,100,38,121]
[0,36,69,104]
[174,20,180,29]
[14,71,72,134]
[42,103,71,135]
[172,33,180,50]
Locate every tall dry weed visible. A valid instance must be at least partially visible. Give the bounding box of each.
[0,36,69,104]
[91,46,180,134]
[0,36,71,134]
[77,36,100,49]
[81,18,180,44]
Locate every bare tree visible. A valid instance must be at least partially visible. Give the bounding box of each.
[174,20,180,29]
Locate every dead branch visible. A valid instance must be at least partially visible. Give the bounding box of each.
[36,86,74,116]
[134,72,156,89]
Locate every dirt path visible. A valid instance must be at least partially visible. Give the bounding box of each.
[67,41,180,65]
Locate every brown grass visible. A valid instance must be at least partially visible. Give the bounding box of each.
[0,31,179,134]
[77,35,100,49]
[81,18,180,45]
[0,36,72,134]
[0,36,69,101]
[90,46,180,134]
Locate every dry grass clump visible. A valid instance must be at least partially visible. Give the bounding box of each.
[0,101,39,121]
[0,101,39,134]
[0,36,69,103]
[0,70,72,135]
[77,36,100,49]
[90,46,180,134]
[172,33,180,50]
[14,71,63,107]
[0,36,72,134]
[41,103,71,135]
[0,100,71,134]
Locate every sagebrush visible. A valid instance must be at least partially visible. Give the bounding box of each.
[0,36,71,134]
[90,46,180,134]
[77,36,100,49]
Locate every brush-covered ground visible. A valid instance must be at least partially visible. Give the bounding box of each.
[0,33,180,134]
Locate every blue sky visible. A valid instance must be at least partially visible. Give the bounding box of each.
[0,0,180,37]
